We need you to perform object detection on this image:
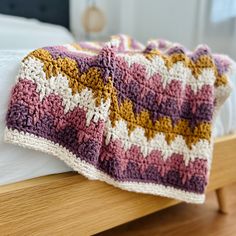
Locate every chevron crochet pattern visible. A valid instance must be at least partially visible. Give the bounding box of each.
[5,35,234,203]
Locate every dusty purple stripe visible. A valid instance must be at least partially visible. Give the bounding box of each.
[158,39,167,49]
[189,46,211,61]
[6,102,206,194]
[166,45,186,55]
[214,55,232,76]
[78,42,103,51]
[44,46,115,83]
[43,47,213,124]
[113,74,213,124]
[131,38,143,50]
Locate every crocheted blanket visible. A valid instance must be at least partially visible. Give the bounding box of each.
[5,35,234,203]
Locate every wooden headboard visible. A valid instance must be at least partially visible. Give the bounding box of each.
[0,0,70,29]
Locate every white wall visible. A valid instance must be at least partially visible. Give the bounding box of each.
[69,0,236,58]
[70,0,200,48]
[120,0,200,48]
[70,0,121,40]
[197,0,236,59]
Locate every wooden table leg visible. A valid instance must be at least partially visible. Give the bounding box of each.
[215,187,228,214]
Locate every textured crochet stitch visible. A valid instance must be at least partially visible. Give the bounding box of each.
[4,35,234,203]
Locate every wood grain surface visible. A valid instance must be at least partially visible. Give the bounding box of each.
[0,134,236,235]
[97,183,236,236]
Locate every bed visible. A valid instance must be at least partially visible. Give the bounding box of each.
[0,1,236,235]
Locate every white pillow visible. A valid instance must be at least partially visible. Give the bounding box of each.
[0,14,75,49]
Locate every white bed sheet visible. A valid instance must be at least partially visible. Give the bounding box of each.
[0,13,76,185]
[0,50,72,186]
[0,50,236,186]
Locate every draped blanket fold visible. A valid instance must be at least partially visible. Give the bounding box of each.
[4,35,234,203]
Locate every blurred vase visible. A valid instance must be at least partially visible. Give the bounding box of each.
[82,4,106,33]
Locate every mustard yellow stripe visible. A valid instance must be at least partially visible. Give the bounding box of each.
[145,49,227,87]
[25,48,212,147]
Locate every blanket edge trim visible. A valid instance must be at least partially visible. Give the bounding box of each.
[4,128,205,204]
